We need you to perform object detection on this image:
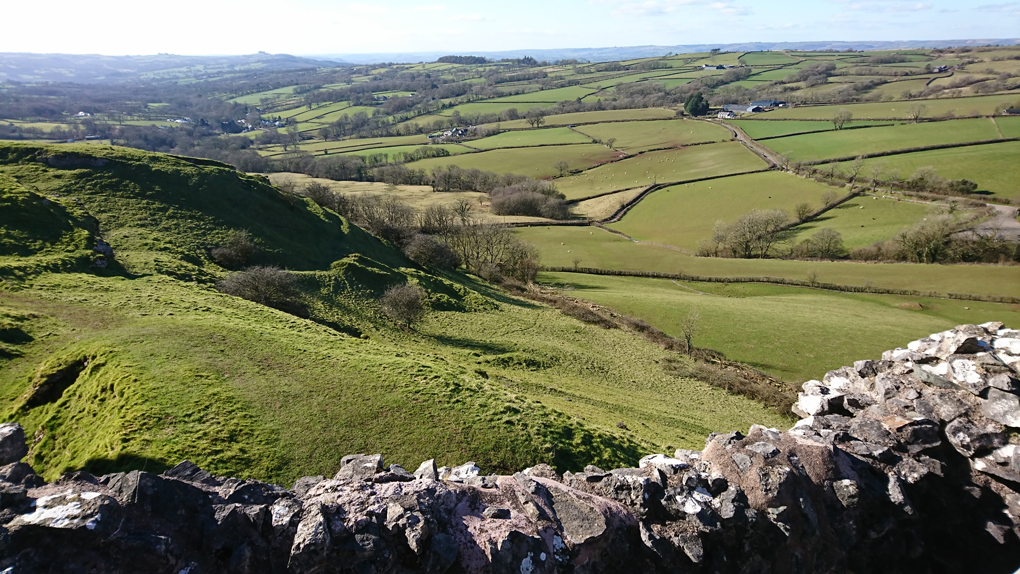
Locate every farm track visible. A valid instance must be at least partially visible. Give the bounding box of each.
[713,120,783,167]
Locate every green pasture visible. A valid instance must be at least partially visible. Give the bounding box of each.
[835,141,1020,200]
[581,70,679,89]
[572,120,730,153]
[516,226,1020,298]
[864,78,937,99]
[341,143,470,160]
[286,102,353,123]
[964,60,1020,75]
[994,117,1020,138]
[788,195,937,249]
[0,142,792,481]
[228,86,296,104]
[758,94,1020,120]
[491,86,598,103]
[411,144,618,179]
[747,68,799,82]
[764,118,1004,162]
[260,134,430,156]
[481,109,676,130]
[739,52,801,65]
[437,101,557,117]
[539,273,1020,382]
[729,120,894,139]
[469,127,593,150]
[928,74,996,89]
[556,142,767,200]
[610,172,840,249]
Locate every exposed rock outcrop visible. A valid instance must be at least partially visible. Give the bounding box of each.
[2,323,1019,573]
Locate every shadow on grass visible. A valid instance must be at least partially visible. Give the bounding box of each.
[82,452,170,477]
[446,272,541,309]
[431,334,515,356]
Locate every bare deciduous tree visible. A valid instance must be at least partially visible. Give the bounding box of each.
[554,161,570,177]
[832,109,853,130]
[906,103,928,123]
[680,309,700,357]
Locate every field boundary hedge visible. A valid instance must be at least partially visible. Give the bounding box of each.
[540,266,1020,305]
[794,137,1020,166]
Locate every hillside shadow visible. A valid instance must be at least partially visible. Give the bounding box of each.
[82,452,170,477]
[431,334,514,356]
[450,273,540,309]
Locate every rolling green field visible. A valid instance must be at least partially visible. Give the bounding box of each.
[469,127,593,150]
[341,143,471,159]
[490,86,599,103]
[411,143,618,179]
[763,118,1004,162]
[835,141,1020,200]
[729,120,894,139]
[758,94,1020,120]
[573,119,731,153]
[516,226,1020,298]
[788,195,937,249]
[556,142,768,200]
[609,172,843,250]
[739,52,801,65]
[539,273,1020,382]
[994,116,1020,138]
[260,134,431,156]
[436,101,557,117]
[481,108,677,130]
[0,142,790,484]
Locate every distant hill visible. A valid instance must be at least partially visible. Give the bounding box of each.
[0,52,343,83]
[316,38,1020,65]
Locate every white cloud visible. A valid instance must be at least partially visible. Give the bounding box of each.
[842,0,932,11]
[414,4,446,11]
[590,0,749,17]
[450,13,487,21]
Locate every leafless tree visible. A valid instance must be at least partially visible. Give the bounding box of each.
[554,161,570,177]
[906,103,928,123]
[680,309,700,357]
[832,108,853,130]
[380,284,427,328]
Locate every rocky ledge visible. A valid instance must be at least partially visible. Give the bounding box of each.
[1,323,1019,573]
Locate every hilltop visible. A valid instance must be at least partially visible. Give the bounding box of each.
[0,142,789,484]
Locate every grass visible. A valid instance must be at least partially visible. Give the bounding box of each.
[436,101,557,117]
[572,120,731,153]
[259,134,430,156]
[835,141,1020,201]
[489,86,598,103]
[994,116,1020,138]
[573,188,647,220]
[555,141,767,200]
[730,120,894,139]
[763,118,1004,162]
[481,109,676,130]
[515,225,1020,298]
[609,172,843,250]
[340,143,471,159]
[788,195,938,249]
[469,127,593,150]
[0,141,791,483]
[739,52,801,65]
[539,272,1020,382]
[757,94,1020,120]
[411,144,618,179]
[266,174,543,224]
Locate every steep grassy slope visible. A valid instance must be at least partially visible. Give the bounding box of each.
[0,143,789,484]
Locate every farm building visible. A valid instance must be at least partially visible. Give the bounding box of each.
[718,111,737,119]
[751,100,786,108]
[1004,109,1020,116]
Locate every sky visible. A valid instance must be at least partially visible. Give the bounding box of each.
[1,0,1017,56]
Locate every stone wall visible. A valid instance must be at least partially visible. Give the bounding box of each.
[1,323,1019,573]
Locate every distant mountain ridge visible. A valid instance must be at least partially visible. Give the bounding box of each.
[0,52,343,83]
[315,38,1020,64]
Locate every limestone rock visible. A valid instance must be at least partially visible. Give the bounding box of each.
[0,423,27,466]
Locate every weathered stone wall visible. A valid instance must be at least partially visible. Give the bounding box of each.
[1,323,1019,573]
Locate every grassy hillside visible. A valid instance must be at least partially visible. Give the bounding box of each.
[0,142,789,484]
